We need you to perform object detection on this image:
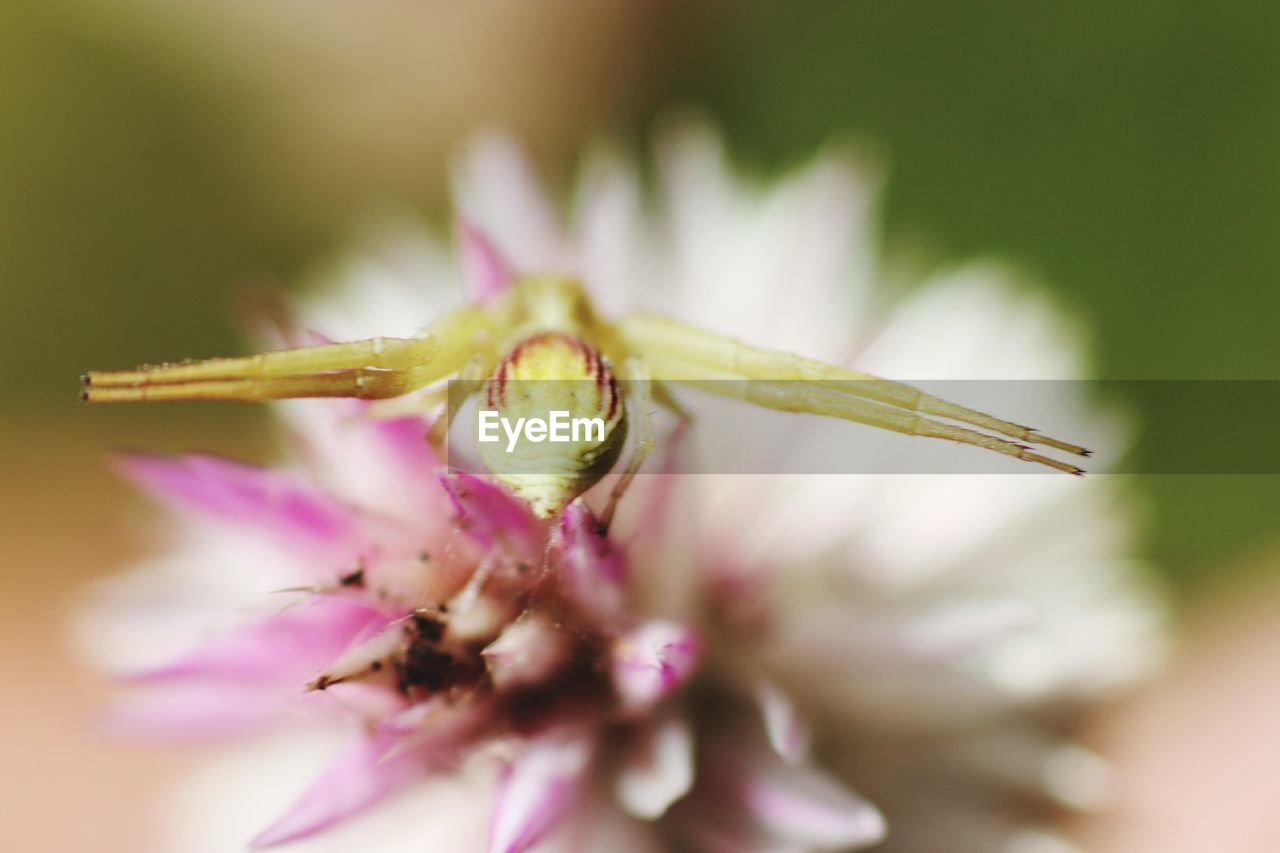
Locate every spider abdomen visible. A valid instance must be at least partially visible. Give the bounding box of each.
[478,332,626,517]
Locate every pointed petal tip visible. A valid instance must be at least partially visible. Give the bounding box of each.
[612,621,702,714]
[754,680,810,764]
[246,828,290,850]
[249,733,429,850]
[439,470,542,553]
[482,614,572,689]
[555,502,630,624]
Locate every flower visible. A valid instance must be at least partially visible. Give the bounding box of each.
[80,122,1166,852]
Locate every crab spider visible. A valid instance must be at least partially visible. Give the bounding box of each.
[83,276,1088,519]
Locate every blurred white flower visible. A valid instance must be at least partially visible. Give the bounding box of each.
[81,122,1166,853]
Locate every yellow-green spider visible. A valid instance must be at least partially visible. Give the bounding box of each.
[83,275,1088,520]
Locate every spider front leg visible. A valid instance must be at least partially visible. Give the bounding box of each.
[82,306,491,404]
[617,314,1088,474]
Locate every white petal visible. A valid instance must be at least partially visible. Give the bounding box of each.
[1004,829,1084,853]
[298,218,458,340]
[854,264,1085,380]
[615,712,695,819]
[482,613,573,690]
[754,679,810,764]
[452,131,569,274]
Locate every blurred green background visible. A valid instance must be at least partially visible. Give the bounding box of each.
[4,0,1277,591]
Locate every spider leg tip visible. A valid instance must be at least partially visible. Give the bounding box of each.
[1027,429,1091,458]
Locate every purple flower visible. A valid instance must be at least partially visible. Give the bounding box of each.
[93,398,717,851]
[82,122,1166,853]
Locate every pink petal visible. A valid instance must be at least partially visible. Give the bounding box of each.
[308,615,413,689]
[360,409,439,481]
[107,600,402,740]
[250,731,430,848]
[611,621,701,715]
[439,471,544,557]
[741,768,885,848]
[711,744,886,849]
[489,728,594,853]
[615,711,694,819]
[129,596,392,686]
[103,682,288,741]
[556,502,629,626]
[754,679,810,764]
[119,454,357,549]
[459,219,515,304]
[282,399,442,520]
[104,673,389,740]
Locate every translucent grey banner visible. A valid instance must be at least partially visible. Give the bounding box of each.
[441,380,1280,475]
